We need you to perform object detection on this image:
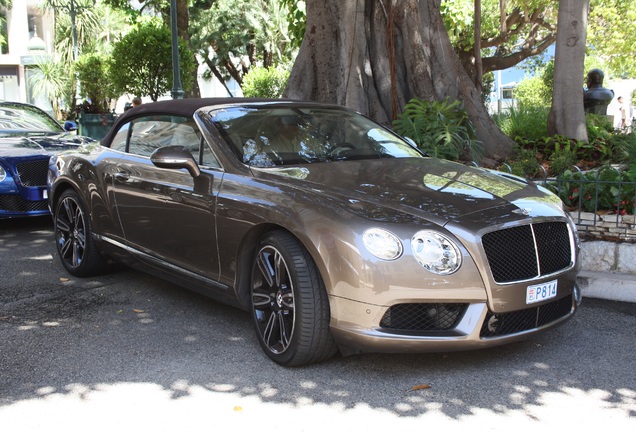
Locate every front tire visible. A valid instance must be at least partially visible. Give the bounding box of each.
[54,189,107,277]
[250,231,337,366]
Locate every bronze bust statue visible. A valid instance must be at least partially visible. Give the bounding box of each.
[583,69,614,115]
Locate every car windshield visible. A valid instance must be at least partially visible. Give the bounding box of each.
[0,104,63,133]
[202,105,423,167]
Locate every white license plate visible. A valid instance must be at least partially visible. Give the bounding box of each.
[526,280,558,304]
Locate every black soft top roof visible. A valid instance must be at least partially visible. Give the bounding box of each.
[100,97,297,146]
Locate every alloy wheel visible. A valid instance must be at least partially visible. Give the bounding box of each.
[55,195,87,270]
[251,245,296,354]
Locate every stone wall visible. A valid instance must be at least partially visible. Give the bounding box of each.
[574,211,636,242]
[580,240,636,274]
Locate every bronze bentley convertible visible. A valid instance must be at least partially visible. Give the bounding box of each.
[47,98,581,366]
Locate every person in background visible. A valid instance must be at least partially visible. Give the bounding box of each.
[124,97,143,112]
[617,96,629,131]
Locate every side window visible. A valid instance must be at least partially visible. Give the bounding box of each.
[200,143,220,168]
[127,115,221,167]
[171,120,203,160]
[162,119,220,168]
[129,117,174,157]
[110,122,130,152]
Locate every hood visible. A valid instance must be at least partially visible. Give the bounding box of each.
[253,158,565,226]
[0,133,94,158]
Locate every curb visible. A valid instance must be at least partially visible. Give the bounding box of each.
[577,270,636,303]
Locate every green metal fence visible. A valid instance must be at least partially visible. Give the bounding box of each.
[497,164,636,241]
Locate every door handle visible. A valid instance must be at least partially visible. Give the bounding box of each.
[114,172,130,182]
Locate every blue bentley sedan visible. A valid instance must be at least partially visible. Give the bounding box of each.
[0,101,94,218]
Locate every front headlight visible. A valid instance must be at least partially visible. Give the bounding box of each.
[363,228,403,260]
[0,165,6,182]
[411,230,461,274]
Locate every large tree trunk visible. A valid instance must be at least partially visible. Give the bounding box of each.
[548,0,589,141]
[283,0,515,162]
[473,0,482,94]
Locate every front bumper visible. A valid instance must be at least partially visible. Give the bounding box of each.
[329,283,581,355]
[0,189,49,218]
[1,160,50,218]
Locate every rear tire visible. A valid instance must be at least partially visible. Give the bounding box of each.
[250,230,337,366]
[54,189,108,277]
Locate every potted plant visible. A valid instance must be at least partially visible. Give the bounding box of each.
[75,53,120,140]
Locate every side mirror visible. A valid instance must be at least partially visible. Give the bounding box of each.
[64,121,78,132]
[150,145,201,178]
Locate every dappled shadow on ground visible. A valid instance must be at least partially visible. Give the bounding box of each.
[2,285,634,423]
[0,216,53,255]
[0,216,132,307]
[0,218,634,426]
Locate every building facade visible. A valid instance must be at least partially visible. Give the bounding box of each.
[0,0,54,105]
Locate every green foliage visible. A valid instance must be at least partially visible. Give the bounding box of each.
[588,0,636,78]
[440,0,473,50]
[440,0,559,71]
[190,0,298,85]
[585,113,614,143]
[76,53,119,113]
[607,131,636,166]
[280,0,306,49]
[512,134,625,177]
[109,21,195,101]
[0,3,7,52]
[481,72,495,105]
[549,167,635,214]
[541,60,555,99]
[28,57,71,120]
[246,0,296,67]
[513,75,551,108]
[242,67,290,98]
[505,135,580,177]
[495,104,550,142]
[496,100,633,176]
[42,0,102,64]
[101,0,142,18]
[440,0,636,79]
[504,147,542,178]
[546,136,579,176]
[392,98,483,162]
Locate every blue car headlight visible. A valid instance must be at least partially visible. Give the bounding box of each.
[0,165,6,182]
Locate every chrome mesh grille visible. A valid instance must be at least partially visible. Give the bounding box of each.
[533,222,573,275]
[482,222,572,283]
[16,159,49,187]
[380,303,468,332]
[480,294,573,337]
[0,195,48,212]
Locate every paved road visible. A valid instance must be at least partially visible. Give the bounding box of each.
[1,217,635,431]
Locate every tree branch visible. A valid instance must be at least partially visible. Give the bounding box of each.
[482,7,555,49]
[203,58,235,97]
[482,33,557,73]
